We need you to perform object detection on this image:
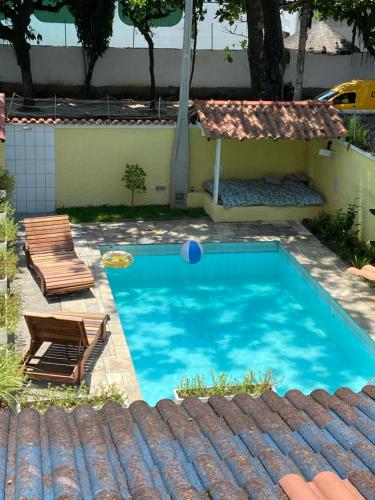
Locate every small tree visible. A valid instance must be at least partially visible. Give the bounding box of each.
[122,164,147,208]
[119,0,177,105]
[0,0,65,102]
[67,0,116,97]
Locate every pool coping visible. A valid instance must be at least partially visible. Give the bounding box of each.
[14,219,375,404]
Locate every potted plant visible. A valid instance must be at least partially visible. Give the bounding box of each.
[19,382,126,412]
[0,248,18,293]
[0,217,6,250]
[0,343,26,410]
[173,369,277,404]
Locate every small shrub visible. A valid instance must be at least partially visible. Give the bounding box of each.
[345,116,372,152]
[0,344,26,409]
[0,248,18,280]
[122,164,147,208]
[0,217,18,245]
[0,199,15,218]
[177,369,277,398]
[0,166,15,194]
[19,382,126,413]
[305,203,375,267]
[0,291,21,333]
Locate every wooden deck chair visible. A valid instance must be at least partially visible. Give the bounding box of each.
[23,311,110,383]
[23,215,94,295]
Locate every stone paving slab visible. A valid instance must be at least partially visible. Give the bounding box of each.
[13,218,375,404]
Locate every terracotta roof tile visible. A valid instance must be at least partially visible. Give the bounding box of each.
[195,99,347,141]
[6,116,175,126]
[280,472,364,499]
[0,93,5,142]
[0,386,375,498]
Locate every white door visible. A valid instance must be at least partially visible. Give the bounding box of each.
[5,124,56,214]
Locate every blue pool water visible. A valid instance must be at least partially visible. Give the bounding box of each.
[103,242,375,405]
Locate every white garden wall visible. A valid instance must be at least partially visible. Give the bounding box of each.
[0,44,374,93]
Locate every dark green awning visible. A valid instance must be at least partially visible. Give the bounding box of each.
[118,4,182,27]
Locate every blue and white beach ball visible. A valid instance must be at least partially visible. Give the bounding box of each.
[180,240,204,264]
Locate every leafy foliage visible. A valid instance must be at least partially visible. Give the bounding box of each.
[215,0,286,99]
[345,116,373,152]
[177,369,277,398]
[0,0,65,98]
[0,165,15,194]
[19,382,125,412]
[0,217,18,245]
[285,0,375,55]
[305,203,375,265]
[122,163,147,208]
[0,344,26,410]
[0,248,18,280]
[0,291,21,333]
[119,0,177,101]
[67,0,116,96]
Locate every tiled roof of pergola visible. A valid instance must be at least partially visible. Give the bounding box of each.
[195,99,347,141]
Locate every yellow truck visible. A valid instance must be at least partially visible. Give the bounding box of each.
[316,80,375,111]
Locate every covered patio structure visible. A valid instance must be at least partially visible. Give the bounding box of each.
[192,100,346,222]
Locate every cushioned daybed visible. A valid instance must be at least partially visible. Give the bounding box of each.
[203,178,325,209]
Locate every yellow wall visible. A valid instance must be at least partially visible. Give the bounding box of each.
[307,140,375,242]
[189,127,308,191]
[55,127,175,207]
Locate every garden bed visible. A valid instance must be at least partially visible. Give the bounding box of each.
[57,204,207,223]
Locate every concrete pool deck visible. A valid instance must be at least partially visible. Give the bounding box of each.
[13,218,375,404]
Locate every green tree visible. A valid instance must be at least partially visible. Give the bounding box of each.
[313,0,375,55]
[119,0,177,105]
[284,1,375,56]
[0,0,64,101]
[189,0,206,88]
[67,0,116,97]
[216,0,286,100]
[122,163,147,208]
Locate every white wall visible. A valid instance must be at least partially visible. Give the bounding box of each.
[0,44,374,91]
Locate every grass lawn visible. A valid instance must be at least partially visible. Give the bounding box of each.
[57,205,207,223]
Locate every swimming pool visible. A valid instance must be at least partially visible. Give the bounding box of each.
[103,241,375,405]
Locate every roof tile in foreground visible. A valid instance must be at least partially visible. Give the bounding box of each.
[195,99,347,141]
[0,386,374,498]
[0,94,5,142]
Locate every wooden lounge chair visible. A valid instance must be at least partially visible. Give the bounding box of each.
[24,214,94,295]
[23,311,110,383]
[347,264,375,281]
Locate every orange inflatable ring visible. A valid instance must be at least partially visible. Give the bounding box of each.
[102,251,134,268]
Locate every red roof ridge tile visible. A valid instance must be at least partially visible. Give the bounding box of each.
[5,116,175,126]
[280,472,364,500]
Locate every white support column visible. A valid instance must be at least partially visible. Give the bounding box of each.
[213,138,222,204]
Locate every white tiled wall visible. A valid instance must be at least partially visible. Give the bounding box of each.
[5,124,56,214]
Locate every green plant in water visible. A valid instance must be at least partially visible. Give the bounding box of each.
[0,344,26,410]
[122,164,147,208]
[177,369,277,398]
[19,382,126,413]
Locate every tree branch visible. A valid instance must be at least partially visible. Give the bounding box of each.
[0,21,13,42]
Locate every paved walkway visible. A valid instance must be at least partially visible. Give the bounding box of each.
[13,218,375,404]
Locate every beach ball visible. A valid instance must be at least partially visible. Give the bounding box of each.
[180,240,203,264]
